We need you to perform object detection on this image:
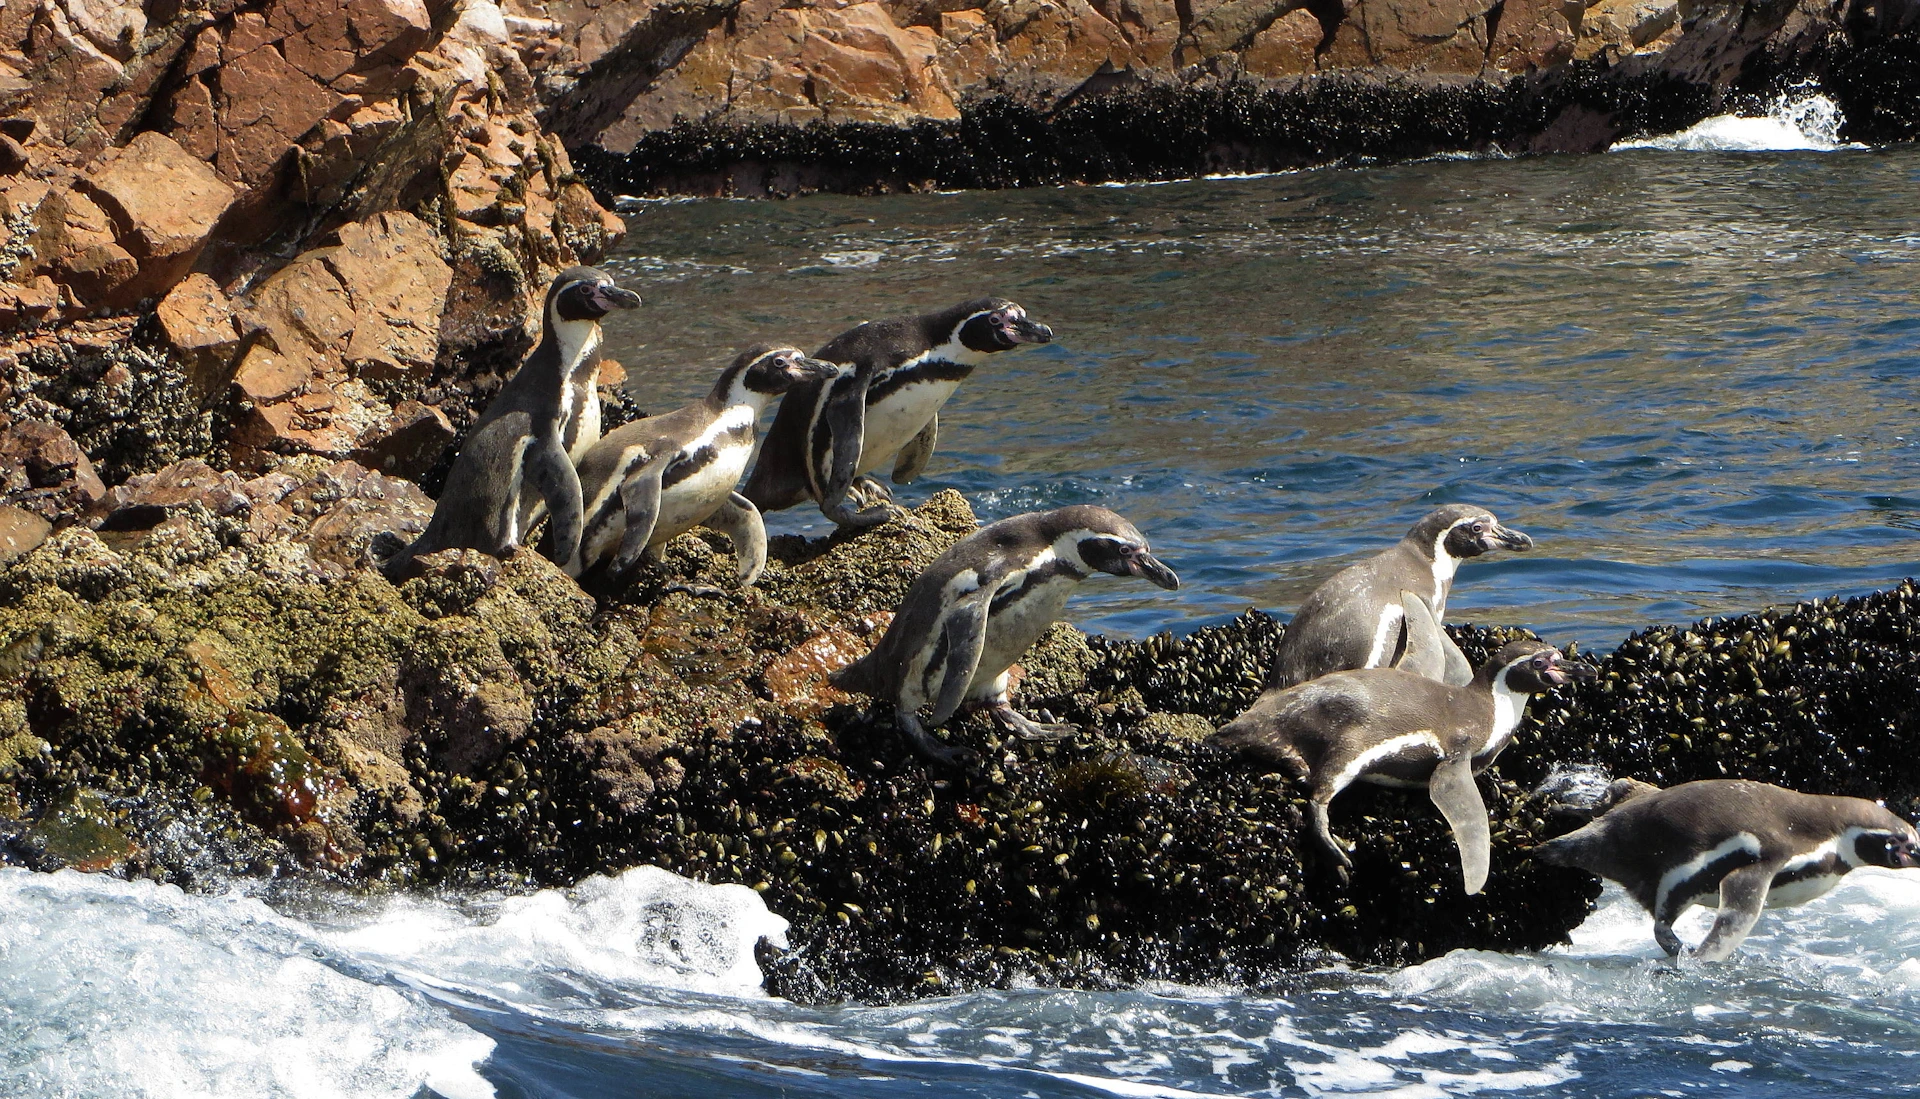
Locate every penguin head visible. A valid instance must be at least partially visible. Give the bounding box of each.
[1048,505,1181,590]
[951,298,1054,354]
[732,344,841,398]
[1854,827,1920,869]
[1410,504,1533,561]
[1486,641,1596,694]
[548,266,642,323]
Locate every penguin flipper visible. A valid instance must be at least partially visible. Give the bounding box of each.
[893,413,937,484]
[609,459,668,579]
[1440,634,1474,688]
[704,491,768,586]
[1391,590,1449,681]
[815,373,870,507]
[925,592,992,727]
[1694,861,1782,962]
[525,435,585,566]
[1428,741,1491,895]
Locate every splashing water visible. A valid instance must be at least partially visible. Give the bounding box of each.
[1612,87,1860,152]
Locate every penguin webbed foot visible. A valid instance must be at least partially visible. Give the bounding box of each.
[822,495,904,529]
[1653,921,1686,958]
[988,703,1075,742]
[849,475,895,507]
[898,713,982,770]
[661,582,731,600]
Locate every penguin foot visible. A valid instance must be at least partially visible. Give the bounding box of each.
[848,475,896,508]
[823,498,904,529]
[988,704,1075,741]
[898,715,982,770]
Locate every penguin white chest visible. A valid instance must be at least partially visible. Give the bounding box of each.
[857,378,963,475]
[966,572,1079,697]
[654,439,753,543]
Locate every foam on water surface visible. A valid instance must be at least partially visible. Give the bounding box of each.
[1612,88,1861,153]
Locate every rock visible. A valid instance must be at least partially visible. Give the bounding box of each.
[215,19,350,185]
[80,131,237,305]
[155,274,243,403]
[0,505,50,565]
[0,419,106,519]
[351,399,455,480]
[328,211,454,383]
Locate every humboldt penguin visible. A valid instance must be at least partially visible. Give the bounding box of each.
[831,505,1179,767]
[1536,778,1920,961]
[383,267,640,578]
[1270,504,1533,690]
[742,297,1053,529]
[567,345,839,585]
[1212,632,1593,894]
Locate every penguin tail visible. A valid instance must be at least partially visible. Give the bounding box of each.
[829,652,877,697]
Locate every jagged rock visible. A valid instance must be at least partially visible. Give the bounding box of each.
[79,132,237,306]
[0,419,106,520]
[0,504,49,564]
[351,399,456,480]
[155,274,243,403]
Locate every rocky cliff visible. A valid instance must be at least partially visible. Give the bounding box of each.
[0,0,626,487]
[502,0,1920,194]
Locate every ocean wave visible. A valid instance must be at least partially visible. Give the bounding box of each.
[1611,88,1865,153]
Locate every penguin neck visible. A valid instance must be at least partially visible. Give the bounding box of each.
[549,314,603,383]
[1424,527,1460,611]
[707,366,775,417]
[1472,662,1530,751]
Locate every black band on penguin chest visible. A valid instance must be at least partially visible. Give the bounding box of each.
[989,560,1085,615]
[867,360,975,404]
[663,423,753,489]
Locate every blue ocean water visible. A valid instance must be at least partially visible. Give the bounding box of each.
[8,98,1920,1098]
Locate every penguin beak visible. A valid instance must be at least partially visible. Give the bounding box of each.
[1546,656,1597,686]
[1128,550,1180,591]
[588,283,643,311]
[796,355,841,381]
[1009,316,1053,345]
[1488,524,1533,552]
[1893,838,1920,869]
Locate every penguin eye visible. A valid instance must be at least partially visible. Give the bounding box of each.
[1532,656,1551,670]
[1472,521,1488,534]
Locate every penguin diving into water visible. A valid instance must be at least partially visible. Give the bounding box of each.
[1214,623,1593,895]
[566,345,839,587]
[1536,778,1920,961]
[832,506,1179,767]
[383,266,640,578]
[743,298,1053,529]
[1270,504,1533,690]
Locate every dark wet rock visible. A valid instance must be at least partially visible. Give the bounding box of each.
[4,475,1920,1002]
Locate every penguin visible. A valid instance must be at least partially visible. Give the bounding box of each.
[567,345,840,586]
[742,297,1053,529]
[1269,504,1533,690]
[383,267,639,578]
[1535,778,1920,961]
[1212,631,1594,894]
[831,505,1179,767]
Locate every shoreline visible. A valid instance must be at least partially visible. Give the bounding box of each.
[5,476,1917,1003]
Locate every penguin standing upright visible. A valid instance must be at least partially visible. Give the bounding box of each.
[743,298,1053,529]
[1212,637,1593,894]
[567,345,839,585]
[384,266,639,578]
[832,505,1179,767]
[1270,504,1533,690]
[1536,778,1920,960]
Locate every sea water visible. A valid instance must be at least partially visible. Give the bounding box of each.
[11,97,1920,1097]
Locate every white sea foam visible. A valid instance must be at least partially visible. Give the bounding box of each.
[318,865,790,1003]
[1611,87,1863,153]
[0,869,495,1099]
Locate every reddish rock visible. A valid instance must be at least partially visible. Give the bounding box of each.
[80,131,237,304]
[328,211,452,382]
[351,399,455,480]
[0,504,51,565]
[289,460,434,575]
[1242,8,1324,74]
[0,419,107,519]
[762,626,873,718]
[0,275,61,327]
[215,30,348,185]
[156,274,243,403]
